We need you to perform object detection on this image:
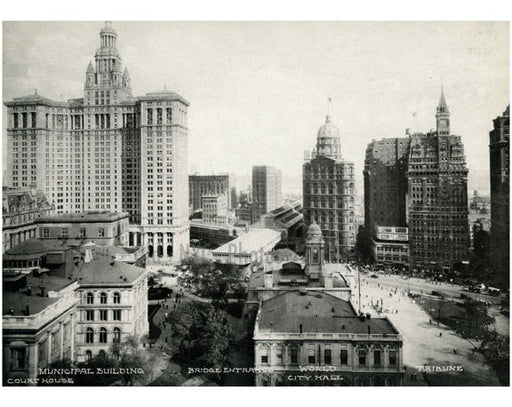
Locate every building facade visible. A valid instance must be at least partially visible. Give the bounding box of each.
[3,272,79,384]
[253,291,404,386]
[4,22,190,266]
[201,195,228,225]
[73,252,149,362]
[189,174,231,212]
[252,166,282,221]
[364,91,470,272]
[303,114,356,260]
[35,212,129,246]
[2,187,54,252]
[3,237,149,383]
[489,105,510,286]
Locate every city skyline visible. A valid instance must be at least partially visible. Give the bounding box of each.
[2,21,509,194]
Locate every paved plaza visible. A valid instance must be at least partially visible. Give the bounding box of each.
[357,274,503,385]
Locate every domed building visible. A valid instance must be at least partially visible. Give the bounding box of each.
[302,107,356,260]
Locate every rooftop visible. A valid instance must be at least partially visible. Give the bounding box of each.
[212,228,281,255]
[70,255,147,286]
[4,238,72,259]
[37,211,129,224]
[3,274,76,316]
[258,291,398,335]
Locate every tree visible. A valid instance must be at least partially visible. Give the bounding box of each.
[109,335,149,386]
[167,302,234,381]
[178,255,246,308]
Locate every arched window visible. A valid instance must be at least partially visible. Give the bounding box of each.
[100,292,107,304]
[157,245,163,257]
[99,327,107,343]
[85,327,94,344]
[148,245,154,257]
[167,245,173,257]
[86,292,94,304]
[113,327,121,343]
[98,350,106,358]
[113,292,121,304]
[85,350,92,360]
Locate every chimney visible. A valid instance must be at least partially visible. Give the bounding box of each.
[299,324,303,334]
[26,285,32,296]
[264,272,273,288]
[405,128,411,136]
[84,246,94,263]
[40,285,46,297]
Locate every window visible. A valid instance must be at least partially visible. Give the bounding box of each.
[113,327,121,343]
[79,228,86,238]
[85,350,92,360]
[86,310,95,321]
[308,349,315,364]
[166,108,172,123]
[85,328,94,343]
[86,292,94,304]
[290,347,299,365]
[340,349,348,365]
[11,348,26,370]
[100,292,107,304]
[113,292,121,304]
[147,108,153,125]
[41,228,49,238]
[98,228,105,238]
[374,349,382,366]
[112,310,121,321]
[389,349,397,367]
[99,309,108,321]
[260,349,268,364]
[60,228,68,238]
[358,349,366,366]
[275,347,283,364]
[324,348,332,365]
[99,328,107,343]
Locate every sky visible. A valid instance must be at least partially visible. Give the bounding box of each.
[2,21,509,194]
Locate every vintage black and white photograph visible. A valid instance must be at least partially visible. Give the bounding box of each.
[1,4,510,393]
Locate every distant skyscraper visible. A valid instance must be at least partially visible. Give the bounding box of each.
[303,112,356,260]
[188,174,231,212]
[364,90,470,271]
[252,166,282,220]
[4,22,190,265]
[489,105,510,286]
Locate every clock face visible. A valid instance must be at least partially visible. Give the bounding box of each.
[313,248,318,254]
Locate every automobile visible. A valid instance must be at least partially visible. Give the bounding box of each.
[370,274,378,279]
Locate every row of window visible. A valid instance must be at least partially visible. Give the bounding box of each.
[85,327,121,344]
[86,291,121,305]
[260,348,397,367]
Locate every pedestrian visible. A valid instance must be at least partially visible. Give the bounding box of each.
[429,319,431,324]
[439,332,442,337]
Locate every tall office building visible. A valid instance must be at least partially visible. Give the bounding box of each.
[189,174,231,212]
[252,166,282,220]
[303,113,356,260]
[4,22,190,265]
[364,138,410,266]
[489,105,510,286]
[364,90,470,272]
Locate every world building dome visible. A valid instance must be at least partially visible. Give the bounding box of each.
[316,114,342,160]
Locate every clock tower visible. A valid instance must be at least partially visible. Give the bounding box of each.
[436,87,450,136]
[305,220,325,280]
